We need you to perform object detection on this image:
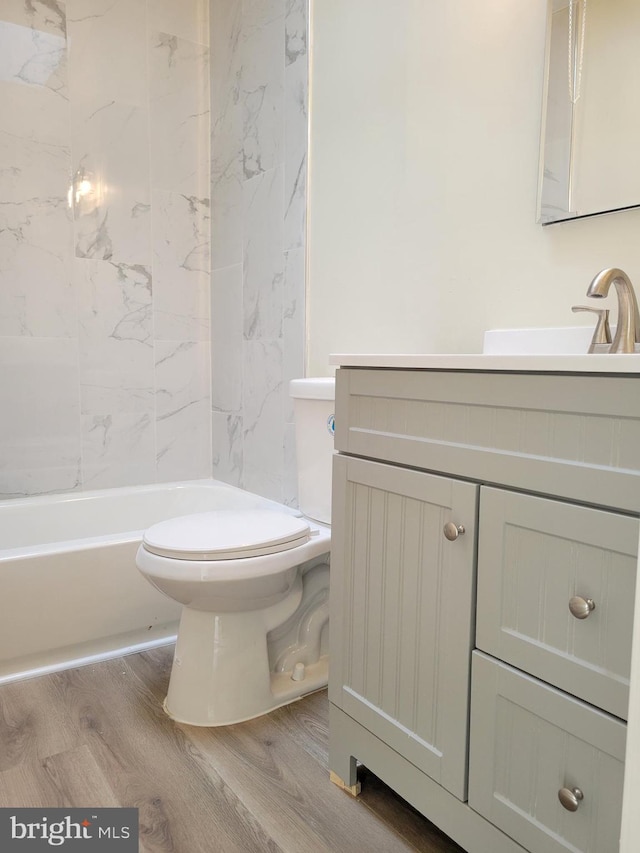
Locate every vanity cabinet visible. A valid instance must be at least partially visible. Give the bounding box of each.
[330,455,477,800]
[329,366,640,853]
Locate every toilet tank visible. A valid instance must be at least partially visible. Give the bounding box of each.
[290,377,335,525]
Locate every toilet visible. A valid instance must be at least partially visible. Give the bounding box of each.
[135,377,334,726]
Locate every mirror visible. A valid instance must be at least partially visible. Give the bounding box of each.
[538,0,640,225]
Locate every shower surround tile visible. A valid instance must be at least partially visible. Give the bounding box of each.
[66,0,147,109]
[71,100,151,265]
[241,0,284,179]
[0,4,73,339]
[0,337,81,497]
[0,14,67,97]
[0,0,66,36]
[155,341,212,481]
[148,0,210,46]
[150,32,210,196]
[152,190,210,341]
[210,0,243,270]
[283,247,305,423]
[76,258,156,488]
[210,0,308,507]
[212,410,243,488]
[211,263,243,413]
[242,338,284,501]
[284,0,308,252]
[0,0,212,497]
[243,166,284,340]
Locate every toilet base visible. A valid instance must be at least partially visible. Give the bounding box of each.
[164,655,329,727]
[163,559,330,726]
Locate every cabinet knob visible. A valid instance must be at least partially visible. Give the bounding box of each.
[443,522,465,541]
[558,786,584,812]
[569,596,596,620]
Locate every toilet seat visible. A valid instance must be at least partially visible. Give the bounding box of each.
[142,509,311,561]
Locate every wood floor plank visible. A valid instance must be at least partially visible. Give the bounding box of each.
[0,674,80,769]
[50,657,284,853]
[0,762,63,808]
[184,704,424,852]
[0,647,466,853]
[41,744,121,808]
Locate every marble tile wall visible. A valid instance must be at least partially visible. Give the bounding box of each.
[210,0,308,506]
[0,0,211,497]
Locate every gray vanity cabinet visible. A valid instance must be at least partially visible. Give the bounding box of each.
[330,454,477,800]
[330,366,640,853]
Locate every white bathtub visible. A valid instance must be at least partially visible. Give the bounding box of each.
[0,479,302,684]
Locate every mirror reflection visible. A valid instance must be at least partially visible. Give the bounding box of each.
[538,0,640,225]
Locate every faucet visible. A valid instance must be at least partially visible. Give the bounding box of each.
[586,268,640,353]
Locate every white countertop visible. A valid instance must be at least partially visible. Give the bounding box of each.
[329,353,640,373]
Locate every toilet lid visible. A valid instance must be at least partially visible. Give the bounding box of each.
[142,510,311,561]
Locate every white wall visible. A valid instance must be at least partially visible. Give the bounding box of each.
[307,0,640,375]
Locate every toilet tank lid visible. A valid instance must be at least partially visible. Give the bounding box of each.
[289,377,335,400]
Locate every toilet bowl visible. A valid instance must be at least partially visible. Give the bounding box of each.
[135,378,334,726]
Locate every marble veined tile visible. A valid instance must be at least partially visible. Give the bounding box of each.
[284,43,307,251]
[150,32,210,195]
[148,0,209,46]
[212,410,243,488]
[282,421,298,508]
[76,258,154,414]
[243,166,284,340]
[284,0,309,249]
[242,338,284,502]
[72,100,151,264]
[210,0,243,270]
[0,337,81,497]
[76,257,156,488]
[211,263,243,413]
[81,411,156,489]
[0,18,67,98]
[285,0,307,67]
[152,190,210,341]
[0,0,66,36]
[283,248,305,423]
[241,0,284,178]
[155,340,212,481]
[0,196,75,337]
[0,79,74,336]
[66,0,146,109]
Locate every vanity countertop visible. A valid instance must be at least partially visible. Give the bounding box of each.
[329,353,640,373]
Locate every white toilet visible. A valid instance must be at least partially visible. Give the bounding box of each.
[136,377,334,726]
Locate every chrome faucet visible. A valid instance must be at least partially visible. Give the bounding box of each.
[586,268,640,353]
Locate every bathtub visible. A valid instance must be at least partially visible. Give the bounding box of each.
[0,479,302,685]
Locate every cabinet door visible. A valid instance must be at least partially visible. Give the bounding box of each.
[469,652,626,853]
[330,454,478,800]
[476,487,638,720]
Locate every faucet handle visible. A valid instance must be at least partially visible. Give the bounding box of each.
[571,305,612,353]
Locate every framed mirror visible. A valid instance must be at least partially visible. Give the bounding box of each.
[538,0,640,225]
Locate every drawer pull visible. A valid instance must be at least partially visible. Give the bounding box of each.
[569,596,596,620]
[558,786,584,812]
[443,522,465,541]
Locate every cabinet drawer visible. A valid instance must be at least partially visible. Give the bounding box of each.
[335,367,640,514]
[469,652,626,853]
[476,487,638,720]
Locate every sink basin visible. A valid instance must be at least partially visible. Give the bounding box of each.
[482,326,593,355]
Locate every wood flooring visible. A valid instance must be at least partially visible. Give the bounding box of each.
[0,646,465,853]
